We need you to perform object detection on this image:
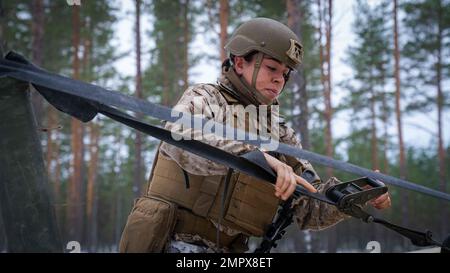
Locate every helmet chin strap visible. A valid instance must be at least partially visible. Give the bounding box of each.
[251,52,264,89]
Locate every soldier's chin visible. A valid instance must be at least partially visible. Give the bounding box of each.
[263,89,279,100]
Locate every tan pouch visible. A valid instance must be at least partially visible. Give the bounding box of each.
[224,173,280,236]
[119,195,177,253]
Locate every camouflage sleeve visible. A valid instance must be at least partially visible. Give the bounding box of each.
[292,177,351,230]
[160,84,255,176]
[280,125,350,230]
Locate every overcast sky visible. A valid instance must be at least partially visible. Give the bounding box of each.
[112,0,449,153]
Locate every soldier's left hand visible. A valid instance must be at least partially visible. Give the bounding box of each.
[263,152,317,201]
[369,170,391,210]
[369,192,391,209]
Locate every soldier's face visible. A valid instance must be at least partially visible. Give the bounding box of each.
[234,55,289,101]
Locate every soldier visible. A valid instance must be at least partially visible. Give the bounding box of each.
[119,17,391,253]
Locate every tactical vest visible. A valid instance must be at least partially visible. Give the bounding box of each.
[148,153,279,237]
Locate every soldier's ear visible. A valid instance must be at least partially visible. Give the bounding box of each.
[234,56,245,75]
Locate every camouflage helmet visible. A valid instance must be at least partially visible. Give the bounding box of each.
[225,17,303,70]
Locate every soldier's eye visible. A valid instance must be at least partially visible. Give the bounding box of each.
[266,65,276,71]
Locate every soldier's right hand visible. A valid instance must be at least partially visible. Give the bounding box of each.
[263,152,317,200]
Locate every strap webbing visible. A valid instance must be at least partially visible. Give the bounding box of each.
[372,217,447,249]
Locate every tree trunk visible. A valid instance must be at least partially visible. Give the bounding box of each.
[393,0,409,244]
[133,0,143,199]
[436,3,447,235]
[0,78,62,252]
[219,0,229,62]
[67,4,84,244]
[325,0,333,177]
[80,17,98,251]
[378,55,389,174]
[320,0,333,178]
[370,87,379,171]
[381,91,389,174]
[30,0,44,119]
[318,0,336,228]
[393,0,405,179]
[318,0,325,126]
[287,0,310,150]
[87,122,99,252]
